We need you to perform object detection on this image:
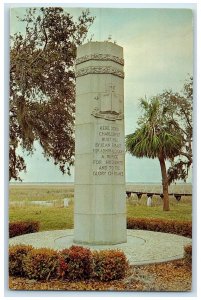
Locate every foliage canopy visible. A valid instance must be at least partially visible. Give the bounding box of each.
[126,76,193,210]
[126,76,193,184]
[10,7,94,180]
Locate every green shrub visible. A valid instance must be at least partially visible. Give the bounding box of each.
[92,249,128,281]
[184,244,192,264]
[9,221,39,238]
[127,217,192,238]
[23,248,59,280]
[58,245,92,280]
[9,244,33,276]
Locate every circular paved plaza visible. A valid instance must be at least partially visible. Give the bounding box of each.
[9,229,191,265]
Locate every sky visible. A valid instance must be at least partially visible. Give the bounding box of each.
[10,6,193,183]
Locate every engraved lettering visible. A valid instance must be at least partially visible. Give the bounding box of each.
[92,124,124,177]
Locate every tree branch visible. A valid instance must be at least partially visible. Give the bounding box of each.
[179,151,192,163]
[30,21,48,66]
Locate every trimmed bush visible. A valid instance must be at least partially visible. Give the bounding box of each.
[23,248,59,280]
[9,245,128,282]
[127,217,192,238]
[9,221,40,238]
[58,245,92,280]
[184,244,192,264]
[9,244,33,276]
[92,249,128,281]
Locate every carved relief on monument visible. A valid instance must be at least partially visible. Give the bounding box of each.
[91,85,124,121]
[75,66,124,79]
[76,54,124,66]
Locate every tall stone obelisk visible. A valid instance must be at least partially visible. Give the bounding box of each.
[74,42,126,245]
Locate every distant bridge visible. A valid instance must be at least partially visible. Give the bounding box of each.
[126,191,192,201]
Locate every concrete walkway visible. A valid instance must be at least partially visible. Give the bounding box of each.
[9,229,191,266]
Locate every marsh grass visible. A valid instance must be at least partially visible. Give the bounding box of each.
[9,184,74,202]
[9,184,192,231]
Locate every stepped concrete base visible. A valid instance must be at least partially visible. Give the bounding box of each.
[9,229,191,265]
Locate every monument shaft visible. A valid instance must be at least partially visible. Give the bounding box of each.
[74,42,126,245]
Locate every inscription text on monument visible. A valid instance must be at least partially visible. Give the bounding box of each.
[92,124,124,177]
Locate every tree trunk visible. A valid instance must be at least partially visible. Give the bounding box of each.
[158,155,170,211]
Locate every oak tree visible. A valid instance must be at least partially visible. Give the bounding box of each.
[159,76,193,184]
[10,7,94,180]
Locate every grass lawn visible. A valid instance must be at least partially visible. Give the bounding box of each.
[9,184,192,231]
[9,206,74,231]
[127,195,192,222]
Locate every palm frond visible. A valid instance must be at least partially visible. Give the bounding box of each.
[126,97,183,160]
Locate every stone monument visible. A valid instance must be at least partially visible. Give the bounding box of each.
[74,42,126,245]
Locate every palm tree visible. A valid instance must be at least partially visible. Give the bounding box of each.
[126,97,183,211]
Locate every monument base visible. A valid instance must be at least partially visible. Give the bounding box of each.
[9,229,192,266]
[73,238,127,246]
[74,212,127,245]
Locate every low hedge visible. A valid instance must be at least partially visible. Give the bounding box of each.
[92,249,128,281]
[9,244,33,276]
[9,221,40,238]
[127,217,192,238]
[184,244,192,265]
[58,246,92,280]
[9,245,128,282]
[23,248,59,280]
